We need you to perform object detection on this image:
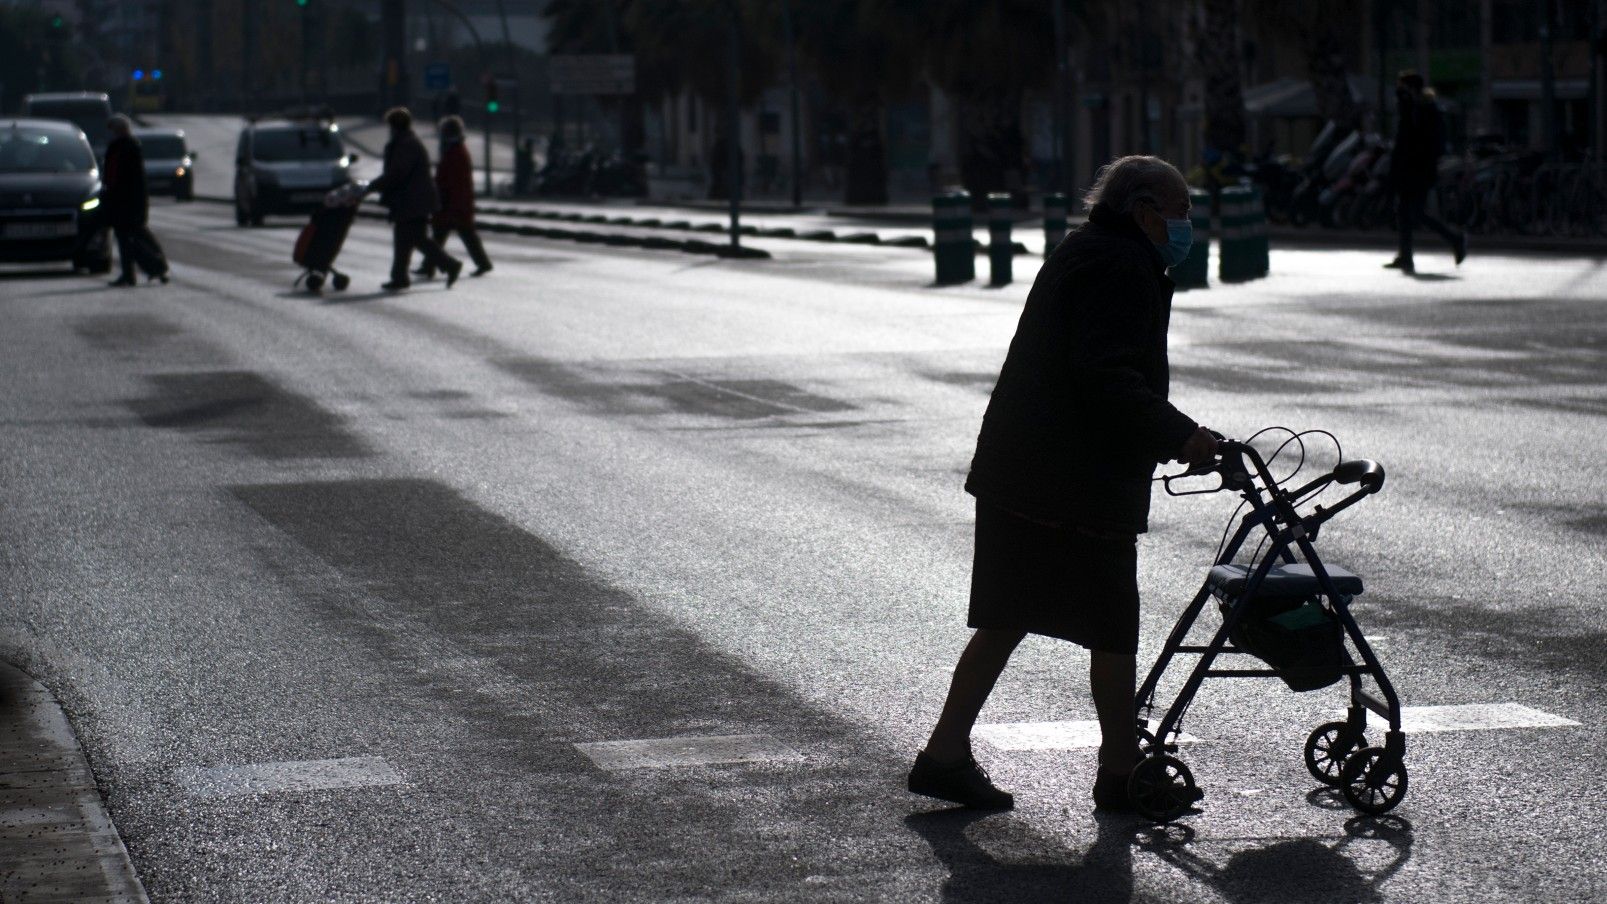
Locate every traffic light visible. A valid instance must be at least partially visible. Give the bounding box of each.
[153,69,163,80]
[296,0,308,6]
[484,75,499,114]
[50,15,63,28]
[132,69,144,81]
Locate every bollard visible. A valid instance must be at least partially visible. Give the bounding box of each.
[932,191,975,285]
[1218,185,1251,282]
[987,192,1013,286]
[1248,184,1269,278]
[1043,192,1068,258]
[1171,188,1211,289]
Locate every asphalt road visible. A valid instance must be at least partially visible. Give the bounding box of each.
[1,198,1604,903]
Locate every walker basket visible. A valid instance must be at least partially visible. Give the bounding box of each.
[1224,595,1347,692]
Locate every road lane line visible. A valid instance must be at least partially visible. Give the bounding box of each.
[173,756,405,798]
[575,734,804,770]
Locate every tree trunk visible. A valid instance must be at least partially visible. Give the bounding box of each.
[843,98,888,205]
[952,89,1026,203]
[1305,26,1361,132]
[1196,0,1246,156]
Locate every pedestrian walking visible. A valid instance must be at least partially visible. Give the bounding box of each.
[102,115,169,287]
[415,116,491,279]
[1386,71,1466,274]
[909,155,1217,813]
[515,138,536,196]
[363,107,461,292]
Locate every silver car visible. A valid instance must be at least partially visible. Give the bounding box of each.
[135,128,196,200]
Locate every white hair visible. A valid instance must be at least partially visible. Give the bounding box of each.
[1082,155,1186,214]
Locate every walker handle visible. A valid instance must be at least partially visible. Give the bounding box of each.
[1332,458,1386,493]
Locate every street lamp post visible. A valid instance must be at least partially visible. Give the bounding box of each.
[782,0,802,208]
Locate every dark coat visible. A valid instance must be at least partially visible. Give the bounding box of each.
[1390,93,1444,197]
[370,129,439,222]
[101,134,148,228]
[432,140,475,230]
[964,202,1198,534]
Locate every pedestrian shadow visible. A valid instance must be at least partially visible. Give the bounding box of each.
[905,808,1139,903]
[1403,271,1460,282]
[318,290,395,305]
[1132,811,1414,904]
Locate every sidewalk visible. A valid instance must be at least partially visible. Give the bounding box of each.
[0,662,147,903]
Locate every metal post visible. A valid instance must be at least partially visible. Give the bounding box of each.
[494,0,517,182]
[1479,0,1494,136]
[783,0,803,208]
[1376,0,1389,135]
[301,4,311,106]
[1052,0,1067,196]
[485,97,493,197]
[1541,0,1558,156]
[1595,0,1605,166]
[726,17,742,248]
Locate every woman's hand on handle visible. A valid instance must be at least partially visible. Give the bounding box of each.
[1177,426,1220,469]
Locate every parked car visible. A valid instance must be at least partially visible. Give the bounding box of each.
[0,119,111,273]
[233,118,357,226]
[135,128,196,200]
[22,92,114,160]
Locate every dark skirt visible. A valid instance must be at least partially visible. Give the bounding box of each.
[967,498,1140,653]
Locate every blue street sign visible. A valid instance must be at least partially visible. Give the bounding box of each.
[423,62,451,91]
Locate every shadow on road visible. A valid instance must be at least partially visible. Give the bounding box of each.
[905,809,1138,903]
[0,267,83,281]
[1132,812,1414,904]
[1403,271,1461,282]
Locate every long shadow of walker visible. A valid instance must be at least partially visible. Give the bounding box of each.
[907,804,1413,904]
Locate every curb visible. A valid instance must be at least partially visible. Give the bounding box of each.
[0,662,148,903]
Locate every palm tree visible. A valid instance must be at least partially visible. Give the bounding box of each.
[1194,0,1247,159]
[896,0,1057,199]
[791,0,924,204]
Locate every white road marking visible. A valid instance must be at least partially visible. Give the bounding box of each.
[575,734,803,770]
[1386,702,1579,734]
[975,719,1202,751]
[173,756,405,799]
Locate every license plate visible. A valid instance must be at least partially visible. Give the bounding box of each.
[3,221,75,239]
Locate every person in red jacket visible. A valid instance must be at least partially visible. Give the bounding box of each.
[417,116,492,279]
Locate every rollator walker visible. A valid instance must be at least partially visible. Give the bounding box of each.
[1129,433,1407,822]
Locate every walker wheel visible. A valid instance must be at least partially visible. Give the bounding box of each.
[1340,747,1408,815]
[331,272,350,291]
[305,273,324,292]
[1305,721,1367,787]
[1128,754,1201,823]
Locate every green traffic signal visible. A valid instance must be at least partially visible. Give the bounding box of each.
[51,15,64,27]
[296,0,308,6]
[486,100,500,113]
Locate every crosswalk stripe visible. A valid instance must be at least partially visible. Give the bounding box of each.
[1384,702,1578,734]
[575,734,804,770]
[173,756,405,798]
[975,719,1202,751]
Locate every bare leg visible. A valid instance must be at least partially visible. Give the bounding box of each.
[1091,650,1140,771]
[924,628,1027,762]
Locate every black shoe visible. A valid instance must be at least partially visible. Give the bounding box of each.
[1454,234,1468,266]
[148,272,169,284]
[381,280,410,292]
[908,751,1014,811]
[444,260,463,289]
[108,276,136,287]
[1093,766,1136,812]
[1382,257,1410,270]
[471,265,492,277]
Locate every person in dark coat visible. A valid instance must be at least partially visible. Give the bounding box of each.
[364,107,461,291]
[416,116,491,279]
[909,155,1217,813]
[102,115,169,287]
[1387,71,1466,273]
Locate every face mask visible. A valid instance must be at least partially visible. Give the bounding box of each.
[1156,217,1193,268]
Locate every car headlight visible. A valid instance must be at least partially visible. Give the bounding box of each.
[175,167,186,177]
[80,197,100,211]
